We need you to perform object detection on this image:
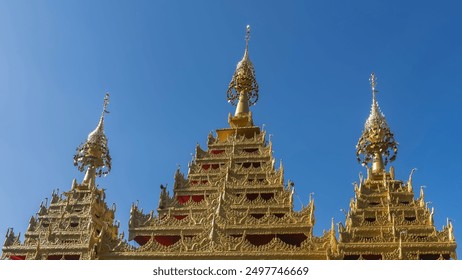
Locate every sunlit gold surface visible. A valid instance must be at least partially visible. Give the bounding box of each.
[337,74,457,260]
[1,34,456,261]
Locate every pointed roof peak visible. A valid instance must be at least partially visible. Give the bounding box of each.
[356,73,398,172]
[87,93,109,143]
[74,93,112,178]
[227,25,259,115]
[365,73,387,131]
[242,25,250,61]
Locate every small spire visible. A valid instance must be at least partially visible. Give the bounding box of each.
[74,93,112,182]
[227,25,259,116]
[245,24,250,57]
[356,73,398,174]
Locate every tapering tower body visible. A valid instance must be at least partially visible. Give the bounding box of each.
[2,94,124,260]
[122,26,334,260]
[337,74,457,260]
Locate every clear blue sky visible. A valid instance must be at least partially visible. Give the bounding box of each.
[0,1,461,256]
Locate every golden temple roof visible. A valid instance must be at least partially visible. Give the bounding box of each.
[1,28,457,261]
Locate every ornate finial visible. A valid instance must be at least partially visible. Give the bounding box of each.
[74,93,112,178]
[356,73,398,173]
[369,72,377,94]
[103,92,110,115]
[227,25,259,115]
[245,25,250,51]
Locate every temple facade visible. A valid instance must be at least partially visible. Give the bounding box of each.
[1,27,456,260]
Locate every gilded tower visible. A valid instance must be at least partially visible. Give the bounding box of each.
[1,94,124,260]
[337,74,457,260]
[1,29,457,261]
[119,26,335,260]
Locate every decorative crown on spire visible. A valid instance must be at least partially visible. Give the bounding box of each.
[227,25,259,111]
[73,93,112,177]
[356,73,398,172]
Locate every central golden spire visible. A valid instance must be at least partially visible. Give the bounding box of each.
[356,73,398,174]
[74,93,112,185]
[227,25,259,117]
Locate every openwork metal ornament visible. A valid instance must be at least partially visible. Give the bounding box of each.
[356,73,398,167]
[74,93,112,177]
[227,25,259,106]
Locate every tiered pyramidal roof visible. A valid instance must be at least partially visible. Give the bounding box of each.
[336,73,457,260]
[122,26,334,259]
[2,94,125,260]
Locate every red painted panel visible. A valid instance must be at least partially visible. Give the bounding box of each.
[192,195,204,202]
[177,196,190,204]
[174,215,187,220]
[154,236,181,246]
[134,235,151,246]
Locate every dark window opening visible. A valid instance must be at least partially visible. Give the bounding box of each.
[242,162,251,168]
[365,217,376,222]
[419,254,440,260]
[362,254,382,260]
[251,214,264,219]
[260,193,274,201]
[64,255,80,260]
[278,234,307,247]
[70,222,79,228]
[246,234,274,246]
[246,193,258,201]
[405,216,416,222]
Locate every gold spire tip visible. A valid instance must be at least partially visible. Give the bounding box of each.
[356,72,397,172]
[369,72,377,93]
[103,92,110,116]
[245,25,250,50]
[73,93,112,178]
[226,25,259,111]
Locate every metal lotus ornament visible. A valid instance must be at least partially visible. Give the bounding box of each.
[356,73,398,169]
[227,25,259,107]
[74,93,112,177]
